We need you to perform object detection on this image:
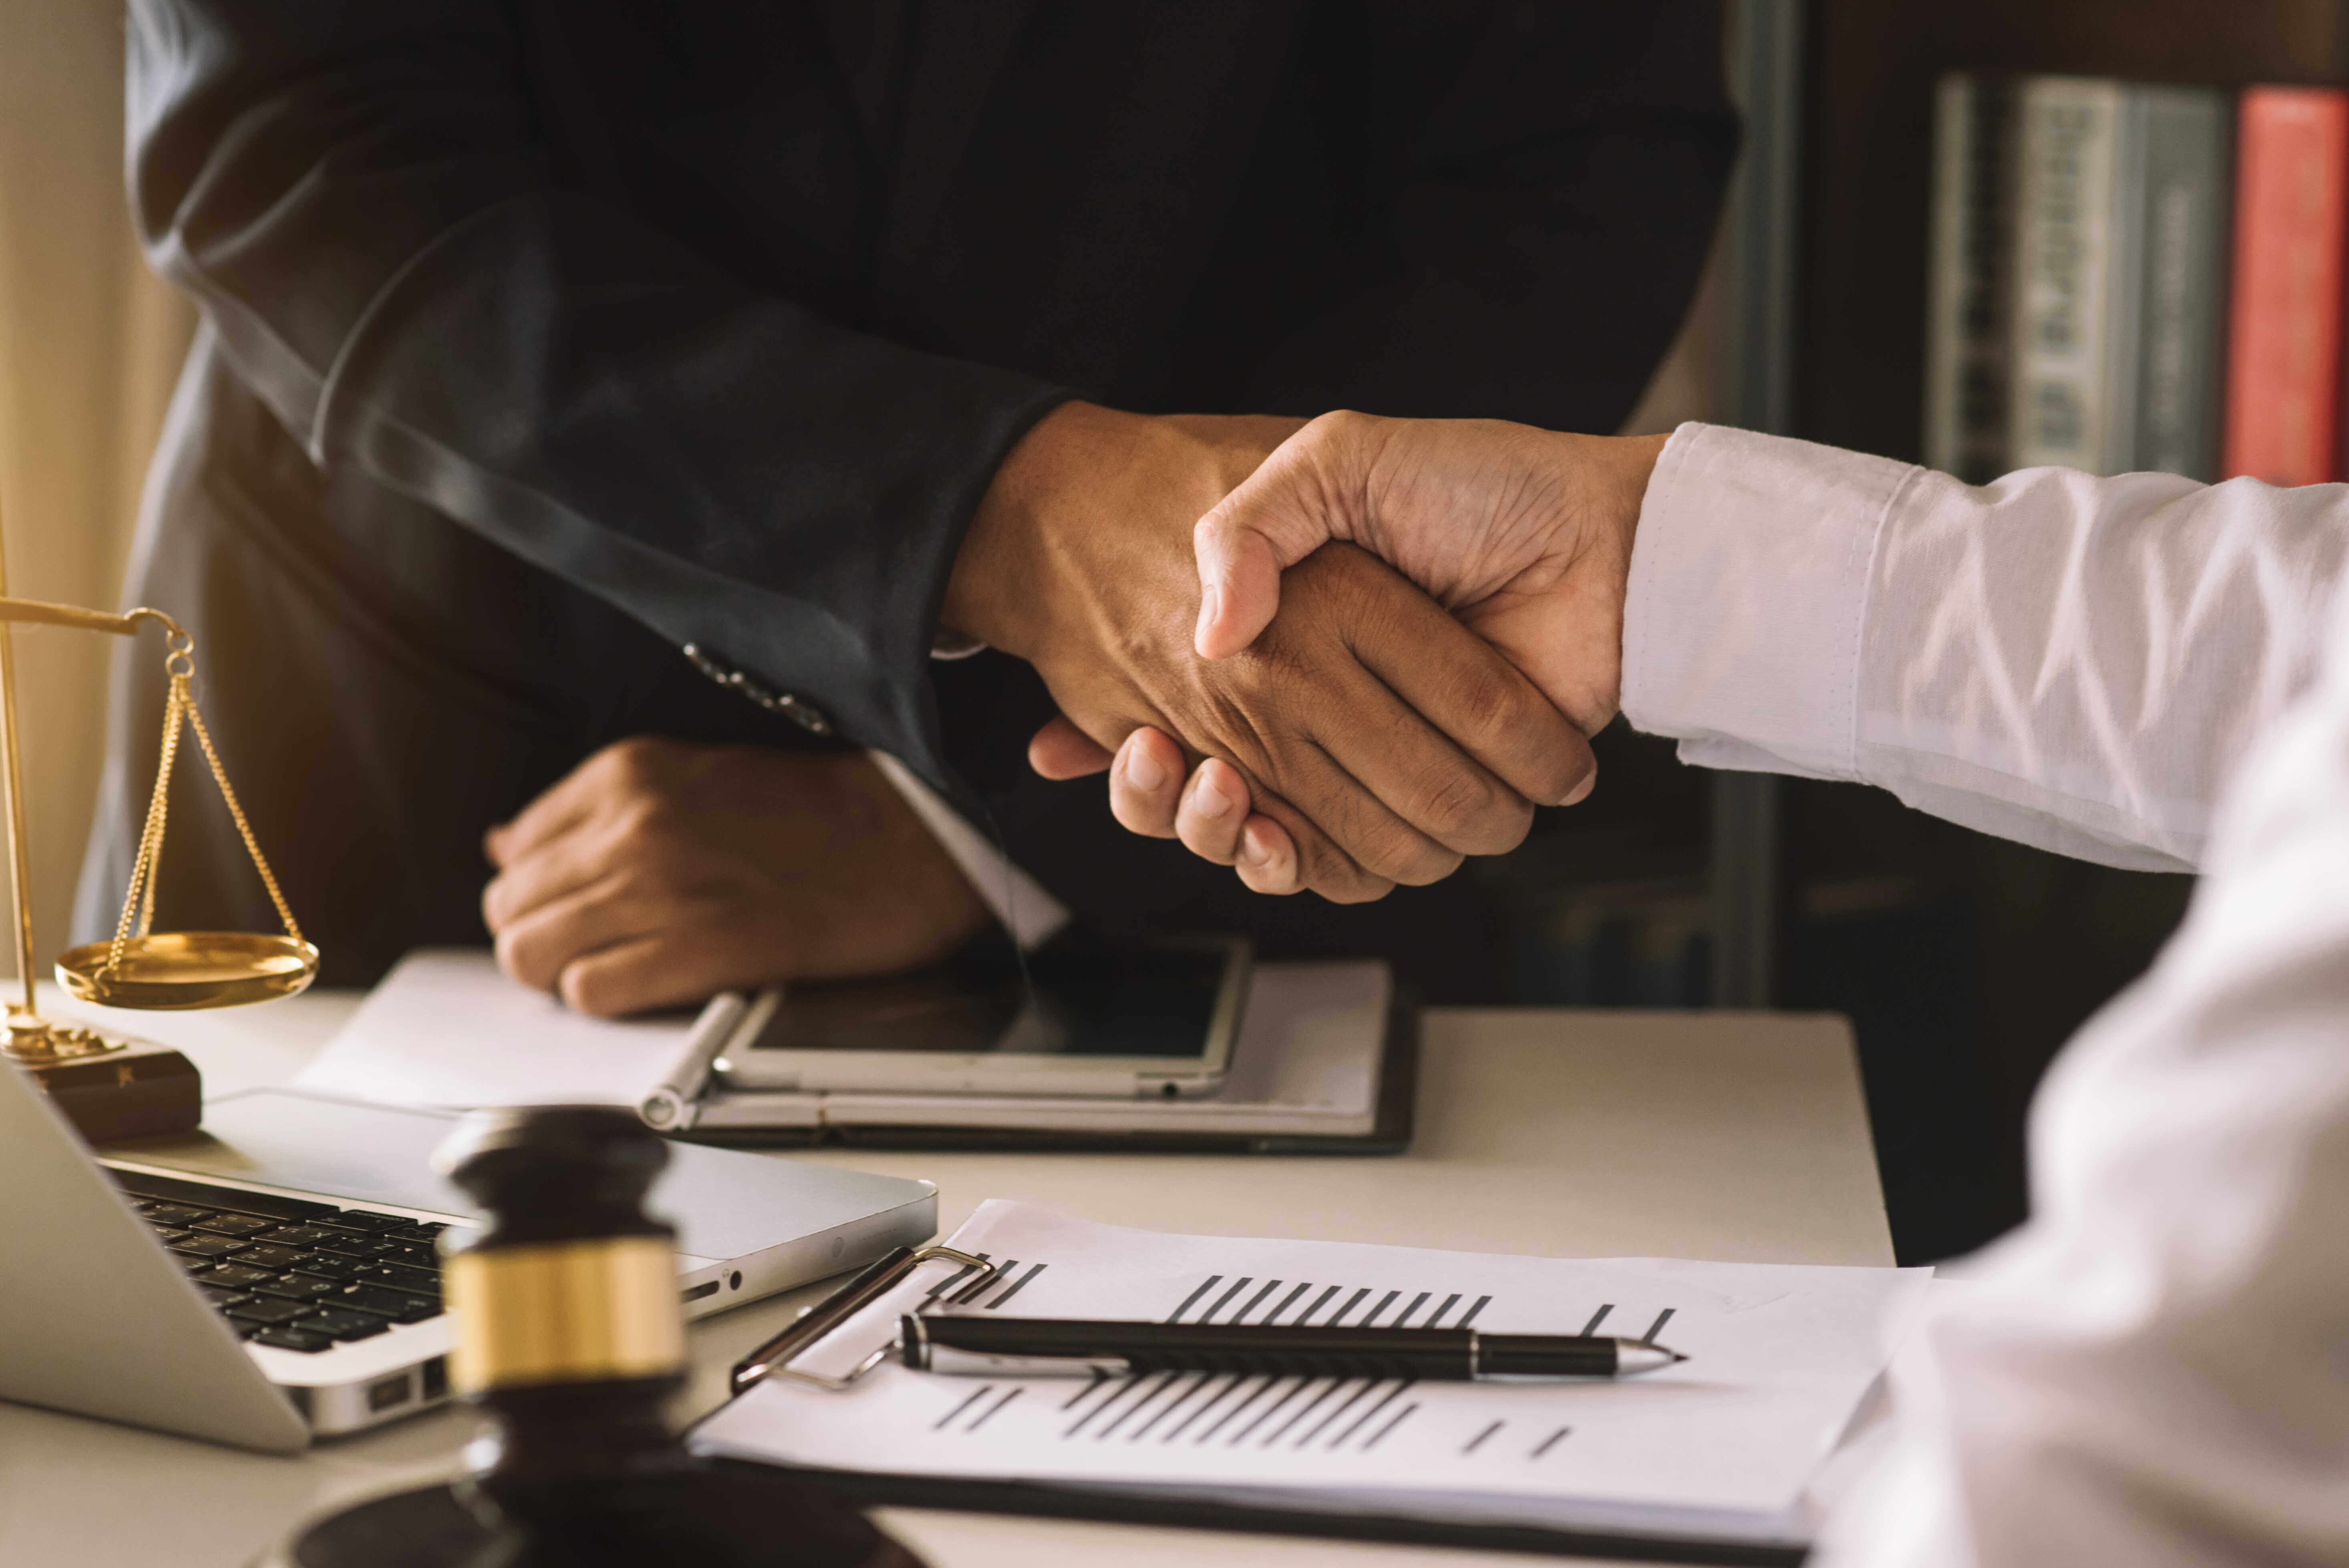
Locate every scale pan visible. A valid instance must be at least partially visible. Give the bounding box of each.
[55,932,320,1010]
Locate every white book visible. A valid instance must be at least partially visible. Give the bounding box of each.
[2007,77,2124,471]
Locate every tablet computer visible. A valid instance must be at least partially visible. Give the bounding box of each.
[715,933,1250,1099]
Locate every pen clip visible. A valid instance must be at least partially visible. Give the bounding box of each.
[729,1244,997,1396]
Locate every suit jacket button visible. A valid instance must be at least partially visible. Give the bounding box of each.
[774,696,831,735]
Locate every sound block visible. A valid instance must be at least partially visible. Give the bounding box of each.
[22,1045,201,1142]
[264,1469,927,1568]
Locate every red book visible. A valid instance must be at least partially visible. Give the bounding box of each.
[2223,87,2349,485]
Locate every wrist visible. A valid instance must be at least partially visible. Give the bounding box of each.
[940,401,1114,660]
[940,402,1305,664]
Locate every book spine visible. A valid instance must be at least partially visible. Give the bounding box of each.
[2222,87,2349,485]
[2008,78,2124,473]
[2101,92,2150,475]
[1924,74,2015,483]
[2128,88,2232,480]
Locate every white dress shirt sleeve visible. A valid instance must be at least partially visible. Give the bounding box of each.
[867,751,1069,951]
[1816,543,2349,1568]
[1618,423,2349,1567]
[1622,423,2349,872]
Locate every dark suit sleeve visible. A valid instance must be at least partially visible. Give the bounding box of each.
[125,0,1067,791]
[1244,1,1737,432]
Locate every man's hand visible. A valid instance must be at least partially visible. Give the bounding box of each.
[1108,411,1667,894]
[946,401,1595,902]
[481,738,988,1016]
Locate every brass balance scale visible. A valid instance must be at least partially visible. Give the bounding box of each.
[0,483,314,1112]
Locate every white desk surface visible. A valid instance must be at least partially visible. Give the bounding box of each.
[0,990,1889,1568]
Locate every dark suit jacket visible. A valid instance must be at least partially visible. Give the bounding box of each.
[81,0,1735,996]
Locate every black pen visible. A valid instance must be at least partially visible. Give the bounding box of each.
[898,1314,1685,1381]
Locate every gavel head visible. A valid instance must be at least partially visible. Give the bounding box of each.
[434,1106,688,1492]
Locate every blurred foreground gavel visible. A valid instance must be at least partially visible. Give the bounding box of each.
[264,1106,920,1568]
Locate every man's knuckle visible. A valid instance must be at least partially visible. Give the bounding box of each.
[1415,765,1507,843]
[1377,845,1453,888]
[612,797,678,851]
[601,735,671,784]
[495,927,557,991]
[1449,667,1533,741]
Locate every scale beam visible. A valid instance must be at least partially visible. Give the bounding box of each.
[0,598,185,643]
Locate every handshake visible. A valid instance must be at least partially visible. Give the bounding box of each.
[946,403,1671,902]
[483,403,1668,1016]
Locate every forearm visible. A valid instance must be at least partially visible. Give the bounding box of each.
[1622,425,2349,871]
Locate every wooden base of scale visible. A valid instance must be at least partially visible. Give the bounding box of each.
[16,1044,202,1143]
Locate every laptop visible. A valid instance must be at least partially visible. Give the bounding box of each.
[0,1063,937,1453]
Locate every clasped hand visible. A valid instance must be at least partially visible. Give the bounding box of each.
[1060,411,1667,896]
[946,402,1599,902]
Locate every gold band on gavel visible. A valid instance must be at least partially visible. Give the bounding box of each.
[443,1237,686,1393]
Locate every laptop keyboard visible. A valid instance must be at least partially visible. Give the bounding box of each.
[110,1167,447,1355]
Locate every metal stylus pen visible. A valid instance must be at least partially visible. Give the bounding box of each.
[898,1314,1685,1380]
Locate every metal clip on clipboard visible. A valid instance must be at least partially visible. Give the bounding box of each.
[729,1245,997,1397]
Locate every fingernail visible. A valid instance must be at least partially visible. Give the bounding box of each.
[1194,771,1236,818]
[1560,769,1596,806]
[1199,584,1221,628]
[1125,743,1166,792]
[1240,824,1274,866]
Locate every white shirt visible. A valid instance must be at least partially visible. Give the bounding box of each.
[1623,424,2349,1566]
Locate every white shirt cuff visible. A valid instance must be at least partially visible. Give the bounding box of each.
[1620,422,1918,781]
[867,751,1070,951]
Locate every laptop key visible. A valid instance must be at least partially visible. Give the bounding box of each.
[254,1224,342,1249]
[187,1213,276,1238]
[364,1262,443,1294]
[329,1210,421,1233]
[149,1228,193,1246]
[196,1284,253,1308]
[230,1243,310,1270]
[297,1308,390,1342]
[140,1203,213,1228]
[288,1252,366,1281]
[250,1273,338,1302]
[203,1264,278,1289]
[375,1242,440,1268]
[304,1234,405,1261]
[225,1298,312,1327]
[249,1327,335,1354]
[170,1236,246,1260]
[334,1284,441,1323]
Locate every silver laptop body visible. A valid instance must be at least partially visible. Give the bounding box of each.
[0,1069,934,1451]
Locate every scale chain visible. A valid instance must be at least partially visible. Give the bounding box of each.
[107,650,304,978]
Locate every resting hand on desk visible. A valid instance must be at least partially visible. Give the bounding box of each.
[1101,411,1665,894]
[481,739,988,1016]
[948,401,1595,903]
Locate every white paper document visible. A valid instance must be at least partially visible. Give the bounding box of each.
[294,949,744,1115]
[690,1202,1932,1538]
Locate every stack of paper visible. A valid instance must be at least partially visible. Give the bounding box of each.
[690,1202,1932,1555]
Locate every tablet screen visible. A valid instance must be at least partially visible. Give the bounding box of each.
[746,934,1246,1063]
